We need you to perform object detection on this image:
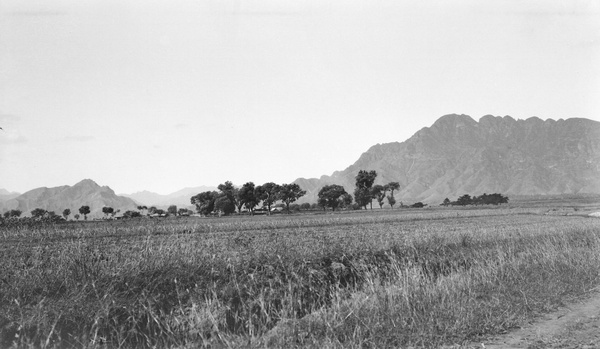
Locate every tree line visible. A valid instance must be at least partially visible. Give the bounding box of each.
[190,181,306,216]
[441,193,509,206]
[2,171,510,222]
[315,170,402,211]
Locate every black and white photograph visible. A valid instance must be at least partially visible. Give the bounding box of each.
[1,0,599,348]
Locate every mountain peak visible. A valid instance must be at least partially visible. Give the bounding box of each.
[0,179,137,217]
[74,179,100,188]
[431,114,477,129]
[293,114,600,204]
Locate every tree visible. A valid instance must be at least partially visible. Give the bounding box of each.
[191,191,216,216]
[74,214,80,221]
[256,182,281,215]
[442,198,451,207]
[8,209,22,218]
[371,184,387,209]
[318,184,348,211]
[148,206,157,215]
[354,170,377,209]
[62,208,71,220]
[339,193,353,209]
[279,183,306,213]
[214,195,235,216]
[385,182,400,209]
[102,207,114,218]
[456,194,472,206]
[122,210,141,219]
[79,205,91,220]
[167,205,178,216]
[300,202,311,210]
[218,181,243,214]
[137,205,148,215]
[31,208,47,219]
[178,208,192,216]
[238,182,260,215]
[387,195,396,208]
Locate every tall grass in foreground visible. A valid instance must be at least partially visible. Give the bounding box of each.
[1,212,600,348]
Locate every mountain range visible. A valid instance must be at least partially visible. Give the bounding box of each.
[2,114,599,215]
[293,114,600,204]
[0,179,138,218]
[120,186,217,208]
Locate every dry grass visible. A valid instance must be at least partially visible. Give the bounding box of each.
[1,207,600,348]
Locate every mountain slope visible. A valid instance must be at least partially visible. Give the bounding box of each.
[0,179,138,218]
[122,186,217,207]
[0,189,20,203]
[294,114,600,204]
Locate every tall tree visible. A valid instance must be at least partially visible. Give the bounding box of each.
[191,191,216,216]
[167,205,178,216]
[387,195,396,208]
[256,182,281,215]
[371,184,387,209]
[279,183,306,213]
[385,182,400,197]
[79,206,91,220]
[318,184,348,211]
[62,208,71,220]
[354,170,377,209]
[238,182,260,215]
[218,181,242,213]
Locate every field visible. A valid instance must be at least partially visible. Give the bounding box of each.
[2,203,600,348]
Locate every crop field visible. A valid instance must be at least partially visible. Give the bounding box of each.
[2,206,600,348]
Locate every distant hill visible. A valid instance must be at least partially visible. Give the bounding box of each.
[0,179,138,218]
[0,189,20,203]
[121,186,217,208]
[293,114,600,205]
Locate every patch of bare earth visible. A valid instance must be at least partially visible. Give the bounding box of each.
[466,290,600,349]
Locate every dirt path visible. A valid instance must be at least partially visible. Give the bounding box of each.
[468,291,600,348]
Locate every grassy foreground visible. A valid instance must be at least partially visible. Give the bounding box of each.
[1,208,600,348]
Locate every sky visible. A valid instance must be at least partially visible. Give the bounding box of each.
[1,0,599,195]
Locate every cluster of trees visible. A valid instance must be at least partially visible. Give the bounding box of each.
[1,203,199,223]
[441,193,509,206]
[190,181,306,216]
[2,209,22,219]
[127,205,193,218]
[316,170,401,211]
[0,206,88,223]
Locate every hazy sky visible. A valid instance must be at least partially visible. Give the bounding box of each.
[1,0,599,194]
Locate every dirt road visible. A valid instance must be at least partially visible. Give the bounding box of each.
[470,291,600,348]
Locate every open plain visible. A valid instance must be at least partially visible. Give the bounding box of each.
[2,200,600,348]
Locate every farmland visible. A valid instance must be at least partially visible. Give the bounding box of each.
[2,205,600,348]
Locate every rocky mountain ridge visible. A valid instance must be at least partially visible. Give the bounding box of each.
[293,114,600,204]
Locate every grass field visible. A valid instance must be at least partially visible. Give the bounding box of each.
[2,204,600,348]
